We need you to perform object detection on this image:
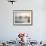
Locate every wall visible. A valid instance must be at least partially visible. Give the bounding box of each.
[0,0,46,42]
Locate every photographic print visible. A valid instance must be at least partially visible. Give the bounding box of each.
[13,10,32,25]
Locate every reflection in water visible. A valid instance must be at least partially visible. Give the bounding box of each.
[15,16,30,23]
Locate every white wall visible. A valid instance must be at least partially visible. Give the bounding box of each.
[0,0,46,42]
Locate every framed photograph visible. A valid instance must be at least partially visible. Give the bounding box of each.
[13,10,32,25]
